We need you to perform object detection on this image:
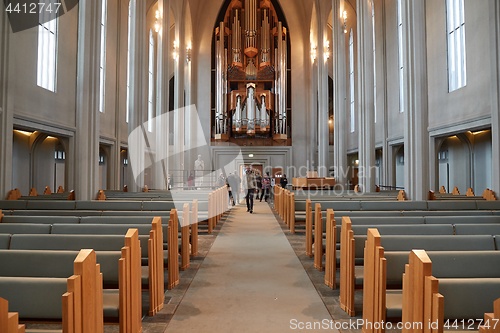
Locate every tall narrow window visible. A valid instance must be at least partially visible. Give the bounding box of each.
[349,28,355,133]
[147,30,155,132]
[397,0,404,113]
[126,0,132,123]
[37,12,58,91]
[446,0,466,91]
[372,0,377,123]
[99,0,108,113]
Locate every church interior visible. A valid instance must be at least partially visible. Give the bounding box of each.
[1,0,500,332]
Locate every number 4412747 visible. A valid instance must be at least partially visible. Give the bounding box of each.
[5,2,62,14]
[444,319,499,330]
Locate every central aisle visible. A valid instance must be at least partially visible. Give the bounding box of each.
[165,201,337,333]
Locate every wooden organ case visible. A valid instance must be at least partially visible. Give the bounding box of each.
[213,0,289,145]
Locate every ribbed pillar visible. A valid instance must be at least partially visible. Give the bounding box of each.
[403,0,429,200]
[152,0,172,190]
[332,0,348,186]
[173,6,186,175]
[74,0,102,199]
[126,0,147,191]
[0,8,13,196]
[490,0,500,194]
[317,9,329,177]
[357,0,376,192]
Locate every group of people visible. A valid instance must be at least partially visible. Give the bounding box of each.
[214,168,289,214]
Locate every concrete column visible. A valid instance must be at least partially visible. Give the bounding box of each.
[357,0,376,192]
[126,0,147,191]
[74,0,103,199]
[317,12,329,177]
[490,0,500,194]
[0,9,13,197]
[378,0,390,187]
[173,7,186,177]
[310,54,318,174]
[332,0,348,186]
[153,0,172,190]
[403,0,429,200]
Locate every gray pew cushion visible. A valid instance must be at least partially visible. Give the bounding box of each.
[51,223,152,235]
[349,216,425,225]
[429,251,500,278]
[439,278,500,319]
[476,201,500,210]
[25,200,76,210]
[425,216,500,224]
[0,223,51,234]
[0,200,28,210]
[80,216,155,224]
[0,234,10,249]
[354,235,495,259]
[103,289,120,318]
[10,234,149,259]
[385,290,403,319]
[455,224,500,235]
[0,250,77,277]
[141,201,177,211]
[0,277,67,319]
[317,201,362,211]
[75,200,143,211]
[1,215,80,224]
[10,234,129,251]
[360,201,428,211]
[426,200,478,210]
[351,224,453,238]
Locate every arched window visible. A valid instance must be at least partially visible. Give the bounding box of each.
[349,28,355,133]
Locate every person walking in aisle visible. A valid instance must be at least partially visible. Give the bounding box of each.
[243,166,257,213]
[260,172,271,202]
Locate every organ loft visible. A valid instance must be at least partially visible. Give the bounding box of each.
[212,0,290,145]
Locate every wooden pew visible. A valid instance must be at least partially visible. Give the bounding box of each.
[401,250,500,333]
[0,249,104,333]
[340,222,493,317]
[0,297,25,333]
[4,230,144,333]
[8,223,163,317]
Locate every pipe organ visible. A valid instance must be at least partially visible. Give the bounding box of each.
[214,0,288,142]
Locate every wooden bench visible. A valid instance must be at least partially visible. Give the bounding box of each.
[8,219,164,316]
[401,250,500,333]
[0,249,103,333]
[340,225,495,316]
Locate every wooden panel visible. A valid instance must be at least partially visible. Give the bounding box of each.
[362,228,381,333]
[324,209,336,289]
[181,204,190,270]
[305,200,313,257]
[314,203,323,271]
[289,193,296,233]
[424,276,439,333]
[67,275,82,333]
[191,200,199,256]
